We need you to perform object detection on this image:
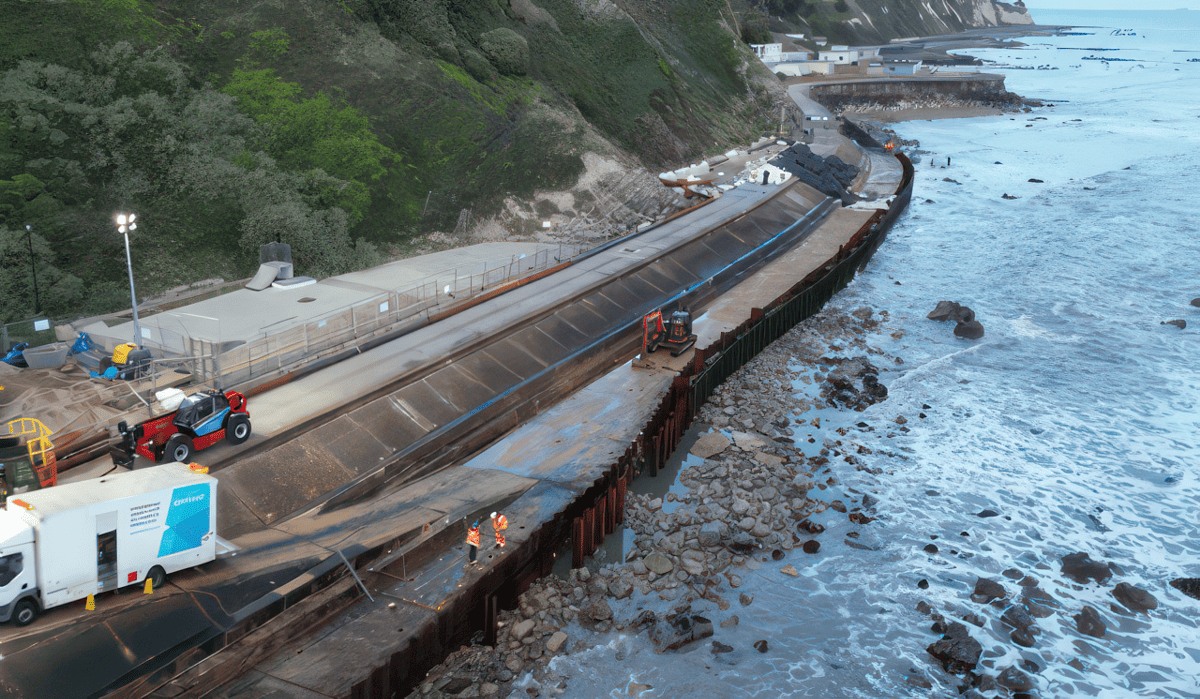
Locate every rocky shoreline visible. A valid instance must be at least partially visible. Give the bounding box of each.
[410,290,1186,698]
[407,306,899,698]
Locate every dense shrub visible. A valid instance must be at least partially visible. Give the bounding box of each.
[479,28,529,76]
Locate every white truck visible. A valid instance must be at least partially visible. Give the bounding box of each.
[0,462,222,626]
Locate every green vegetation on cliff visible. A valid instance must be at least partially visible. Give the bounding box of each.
[2,0,1017,327]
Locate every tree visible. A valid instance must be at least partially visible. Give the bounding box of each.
[0,225,83,322]
[222,69,394,224]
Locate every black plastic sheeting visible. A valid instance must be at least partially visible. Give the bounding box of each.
[769,144,859,205]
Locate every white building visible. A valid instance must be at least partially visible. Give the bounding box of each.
[818,45,853,63]
[750,43,783,61]
[883,59,922,75]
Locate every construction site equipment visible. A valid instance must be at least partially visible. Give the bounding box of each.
[642,304,697,357]
[0,462,220,626]
[0,418,57,499]
[113,389,251,466]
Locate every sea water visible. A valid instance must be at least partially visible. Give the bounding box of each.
[544,9,1200,698]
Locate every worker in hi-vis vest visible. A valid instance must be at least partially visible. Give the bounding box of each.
[491,511,508,548]
[466,521,480,565]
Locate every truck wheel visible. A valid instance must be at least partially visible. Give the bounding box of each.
[224,413,251,445]
[146,566,166,591]
[12,598,38,627]
[162,434,193,463]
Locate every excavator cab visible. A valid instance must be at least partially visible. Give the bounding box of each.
[0,419,57,500]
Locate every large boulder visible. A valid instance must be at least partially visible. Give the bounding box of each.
[1112,582,1158,613]
[926,622,982,674]
[1075,605,1106,637]
[954,320,985,339]
[971,577,1007,604]
[927,301,975,323]
[1061,552,1113,584]
[1171,578,1200,600]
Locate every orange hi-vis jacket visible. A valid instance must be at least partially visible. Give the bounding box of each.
[493,514,508,532]
[467,526,480,547]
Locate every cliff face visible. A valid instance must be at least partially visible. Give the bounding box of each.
[773,0,1035,46]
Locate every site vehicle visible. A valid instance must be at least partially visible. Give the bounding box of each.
[642,304,697,357]
[0,462,219,626]
[0,418,57,500]
[113,389,251,465]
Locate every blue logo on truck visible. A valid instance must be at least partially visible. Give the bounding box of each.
[158,484,210,557]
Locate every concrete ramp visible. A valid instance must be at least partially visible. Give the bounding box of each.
[245,261,294,291]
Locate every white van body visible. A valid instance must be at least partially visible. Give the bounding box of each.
[0,462,217,624]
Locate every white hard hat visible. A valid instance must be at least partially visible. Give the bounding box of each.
[491,512,497,518]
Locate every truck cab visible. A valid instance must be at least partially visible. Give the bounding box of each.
[0,511,39,625]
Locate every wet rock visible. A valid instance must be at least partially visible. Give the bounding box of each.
[1061,552,1113,584]
[643,553,674,575]
[830,500,847,513]
[962,613,985,628]
[904,670,933,689]
[1001,604,1036,632]
[996,665,1034,692]
[971,577,1007,604]
[753,639,770,653]
[583,599,613,622]
[608,578,634,600]
[798,520,824,534]
[1161,319,1186,329]
[955,320,985,340]
[771,549,785,561]
[1002,193,1019,200]
[915,600,933,615]
[1002,568,1023,580]
[1010,627,1036,647]
[691,432,730,458]
[1028,178,1043,183]
[918,579,929,590]
[862,494,879,509]
[927,301,973,322]
[1191,298,1200,308]
[711,640,734,653]
[802,540,821,554]
[926,622,982,674]
[739,592,754,607]
[650,613,714,651]
[1170,577,1200,600]
[546,631,568,654]
[976,509,1000,518]
[1112,582,1158,613]
[720,614,739,628]
[924,544,939,554]
[1075,605,1106,637]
